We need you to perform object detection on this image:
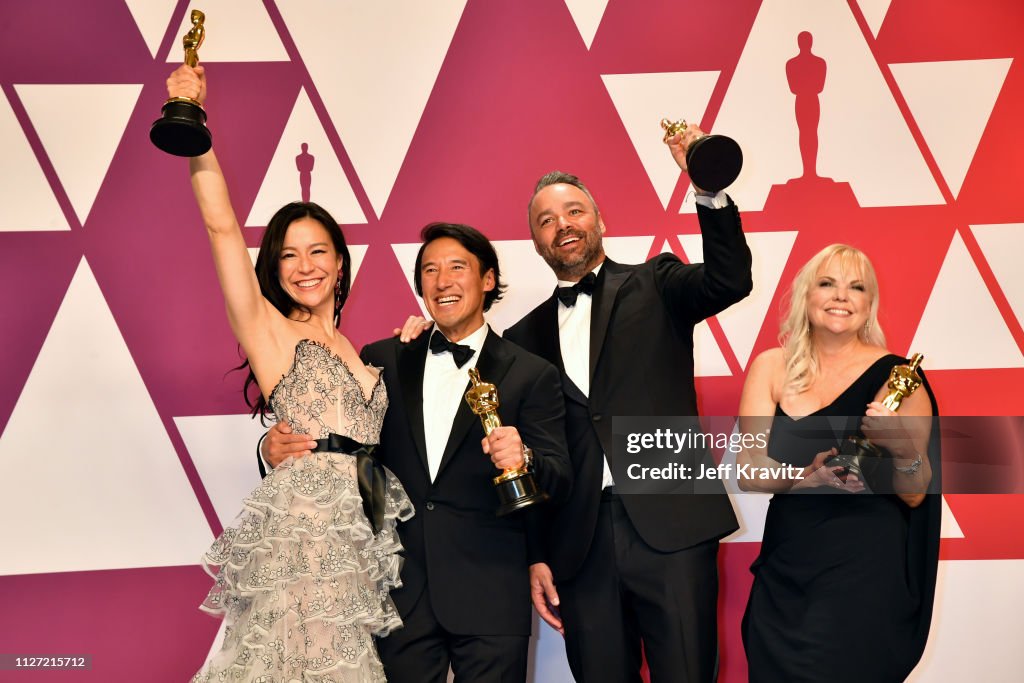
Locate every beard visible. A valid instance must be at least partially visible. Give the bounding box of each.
[538,230,604,280]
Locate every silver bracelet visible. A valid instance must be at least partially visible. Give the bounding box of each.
[521,445,534,470]
[894,454,923,475]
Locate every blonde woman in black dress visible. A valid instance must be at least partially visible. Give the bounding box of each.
[737,244,940,682]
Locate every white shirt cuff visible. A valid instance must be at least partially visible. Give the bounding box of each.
[694,190,728,209]
[257,431,273,471]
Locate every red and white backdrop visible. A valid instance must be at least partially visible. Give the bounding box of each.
[1,0,1022,680]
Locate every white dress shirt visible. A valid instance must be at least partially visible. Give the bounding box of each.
[422,323,489,482]
[557,263,617,489]
[693,190,728,209]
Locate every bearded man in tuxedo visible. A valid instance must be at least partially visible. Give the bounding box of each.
[503,126,752,682]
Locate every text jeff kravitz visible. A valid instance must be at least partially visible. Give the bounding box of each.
[626,462,804,481]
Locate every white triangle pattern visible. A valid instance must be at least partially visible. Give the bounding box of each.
[679,231,798,369]
[603,236,657,265]
[970,223,1024,331]
[0,258,212,575]
[245,88,366,226]
[718,423,773,542]
[855,0,893,38]
[390,243,424,317]
[705,0,943,213]
[906,561,1024,682]
[691,323,732,377]
[345,244,369,287]
[602,72,720,210]
[890,59,1012,198]
[722,489,773,543]
[909,231,1024,369]
[563,0,610,50]
[276,0,468,218]
[166,0,288,62]
[124,0,179,58]
[939,497,963,538]
[15,84,143,225]
[0,91,68,231]
[175,414,267,527]
[391,236,655,336]
[658,240,731,377]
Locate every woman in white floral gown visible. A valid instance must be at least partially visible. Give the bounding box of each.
[166,64,413,683]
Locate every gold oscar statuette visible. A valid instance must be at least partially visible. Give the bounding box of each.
[150,9,212,157]
[465,368,549,516]
[826,353,925,480]
[660,118,743,192]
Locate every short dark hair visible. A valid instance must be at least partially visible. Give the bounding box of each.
[413,222,506,311]
[528,170,600,226]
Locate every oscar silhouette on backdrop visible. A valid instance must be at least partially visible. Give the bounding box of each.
[296,142,315,203]
[766,31,857,212]
[787,31,826,180]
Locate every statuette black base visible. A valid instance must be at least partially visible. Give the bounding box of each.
[150,99,212,157]
[687,134,743,193]
[495,471,549,516]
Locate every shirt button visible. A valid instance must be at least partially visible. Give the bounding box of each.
[592,414,602,422]
[425,502,435,511]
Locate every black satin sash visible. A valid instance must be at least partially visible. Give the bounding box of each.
[314,434,385,535]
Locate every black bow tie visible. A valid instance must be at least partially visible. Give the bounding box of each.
[429,330,474,368]
[556,272,598,307]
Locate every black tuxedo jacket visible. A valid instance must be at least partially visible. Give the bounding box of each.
[360,329,571,636]
[504,199,752,581]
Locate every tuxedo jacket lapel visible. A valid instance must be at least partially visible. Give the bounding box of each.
[559,372,589,407]
[436,330,514,479]
[590,259,629,382]
[532,295,564,374]
[397,333,430,475]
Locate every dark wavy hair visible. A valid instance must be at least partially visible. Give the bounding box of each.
[238,202,351,419]
[413,222,506,311]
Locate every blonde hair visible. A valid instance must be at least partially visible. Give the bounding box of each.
[779,244,886,394]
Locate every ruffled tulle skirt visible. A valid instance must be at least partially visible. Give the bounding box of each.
[192,451,414,682]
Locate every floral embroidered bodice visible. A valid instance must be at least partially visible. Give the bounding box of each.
[268,339,387,446]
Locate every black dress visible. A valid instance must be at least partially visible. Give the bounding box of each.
[742,354,941,682]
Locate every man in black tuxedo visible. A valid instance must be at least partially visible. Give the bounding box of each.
[502,129,752,682]
[262,223,571,682]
